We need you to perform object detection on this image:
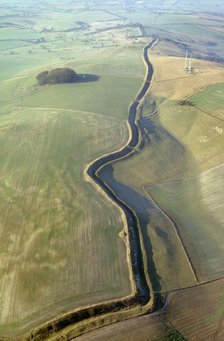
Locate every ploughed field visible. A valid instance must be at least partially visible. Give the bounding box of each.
[76,278,224,341]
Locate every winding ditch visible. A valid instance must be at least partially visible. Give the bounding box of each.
[26,39,157,341]
[87,38,157,304]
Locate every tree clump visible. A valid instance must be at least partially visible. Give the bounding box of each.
[177,100,195,107]
[36,68,78,86]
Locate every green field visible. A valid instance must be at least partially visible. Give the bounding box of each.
[19,75,142,119]
[190,82,224,114]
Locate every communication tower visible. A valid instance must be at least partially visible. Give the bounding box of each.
[184,50,193,74]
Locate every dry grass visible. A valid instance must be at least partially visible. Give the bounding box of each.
[150,55,224,100]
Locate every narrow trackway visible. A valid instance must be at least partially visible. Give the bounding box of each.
[87,38,157,304]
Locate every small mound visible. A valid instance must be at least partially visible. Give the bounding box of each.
[36,68,78,85]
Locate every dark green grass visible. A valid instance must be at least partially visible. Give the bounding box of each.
[190,82,224,114]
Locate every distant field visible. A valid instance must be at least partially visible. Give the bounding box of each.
[72,10,123,23]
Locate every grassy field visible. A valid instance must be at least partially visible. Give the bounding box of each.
[148,164,224,281]
[190,82,224,116]
[148,56,224,173]
[0,107,132,336]
[144,58,223,284]
[158,100,224,172]
[19,75,142,120]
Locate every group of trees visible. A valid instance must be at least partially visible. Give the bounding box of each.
[36,68,78,85]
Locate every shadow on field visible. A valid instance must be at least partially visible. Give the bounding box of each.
[99,165,162,292]
[76,74,100,83]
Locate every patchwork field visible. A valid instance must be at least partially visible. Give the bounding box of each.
[0,0,224,339]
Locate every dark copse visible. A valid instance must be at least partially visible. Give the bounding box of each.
[36,68,78,85]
